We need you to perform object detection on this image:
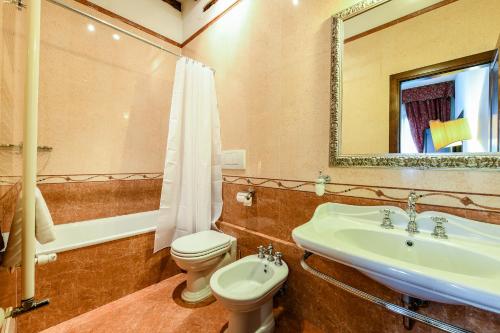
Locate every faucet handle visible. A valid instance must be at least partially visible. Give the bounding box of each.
[266,244,275,262]
[379,209,394,229]
[431,217,448,239]
[275,252,283,266]
[257,245,266,259]
[266,244,273,256]
[431,216,447,224]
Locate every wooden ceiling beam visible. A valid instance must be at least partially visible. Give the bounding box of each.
[162,0,182,12]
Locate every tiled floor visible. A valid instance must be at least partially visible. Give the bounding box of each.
[40,273,323,333]
[41,274,229,333]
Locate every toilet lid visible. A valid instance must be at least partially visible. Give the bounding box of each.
[171,230,232,255]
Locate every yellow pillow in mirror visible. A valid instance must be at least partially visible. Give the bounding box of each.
[429,118,472,151]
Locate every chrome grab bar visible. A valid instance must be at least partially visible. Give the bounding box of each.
[300,251,472,333]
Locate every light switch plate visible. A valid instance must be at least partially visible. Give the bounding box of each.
[222,150,246,170]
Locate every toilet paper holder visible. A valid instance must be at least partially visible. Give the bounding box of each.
[242,189,254,200]
[236,189,255,206]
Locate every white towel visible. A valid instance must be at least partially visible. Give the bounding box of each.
[1,187,55,269]
[34,188,56,244]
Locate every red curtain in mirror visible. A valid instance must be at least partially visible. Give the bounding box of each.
[402,81,454,153]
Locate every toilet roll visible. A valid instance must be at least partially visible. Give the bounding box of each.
[236,192,253,207]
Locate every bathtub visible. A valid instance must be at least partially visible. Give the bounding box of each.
[1,210,159,255]
[0,210,171,333]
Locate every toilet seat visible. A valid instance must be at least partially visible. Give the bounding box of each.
[171,230,232,259]
[171,243,231,260]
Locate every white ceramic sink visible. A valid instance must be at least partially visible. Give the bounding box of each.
[292,203,500,313]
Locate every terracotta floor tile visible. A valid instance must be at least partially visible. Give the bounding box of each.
[40,274,229,333]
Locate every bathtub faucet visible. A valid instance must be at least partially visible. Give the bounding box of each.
[8,298,50,318]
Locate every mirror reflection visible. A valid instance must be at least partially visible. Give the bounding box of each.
[341,0,500,156]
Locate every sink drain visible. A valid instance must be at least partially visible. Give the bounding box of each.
[405,240,414,247]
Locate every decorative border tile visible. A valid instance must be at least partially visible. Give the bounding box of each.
[36,173,163,184]
[2,173,498,212]
[222,175,500,212]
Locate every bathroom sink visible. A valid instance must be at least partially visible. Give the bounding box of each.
[334,228,499,277]
[292,203,500,313]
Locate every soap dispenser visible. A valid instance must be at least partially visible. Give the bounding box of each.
[315,171,331,196]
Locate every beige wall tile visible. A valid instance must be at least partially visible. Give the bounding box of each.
[182,0,500,196]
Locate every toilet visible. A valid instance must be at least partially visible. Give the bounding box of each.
[171,230,237,303]
[210,254,289,333]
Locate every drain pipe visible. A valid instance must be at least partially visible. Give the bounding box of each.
[300,252,471,333]
[402,295,428,330]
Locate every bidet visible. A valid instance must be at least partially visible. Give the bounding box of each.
[210,253,289,333]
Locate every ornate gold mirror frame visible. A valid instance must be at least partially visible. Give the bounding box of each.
[329,0,500,169]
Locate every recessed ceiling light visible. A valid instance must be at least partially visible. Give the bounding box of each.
[292,0,299,6]
[87,23,95,32]
[112,33,121,41]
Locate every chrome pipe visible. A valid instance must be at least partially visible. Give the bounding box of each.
[300,252,472,333]
[45,0,182,57]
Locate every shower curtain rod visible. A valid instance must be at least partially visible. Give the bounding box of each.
[46,0,182,58]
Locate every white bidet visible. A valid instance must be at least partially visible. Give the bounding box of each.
[210,254,289,333]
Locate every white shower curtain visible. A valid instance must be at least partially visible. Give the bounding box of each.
[154,57,223,252]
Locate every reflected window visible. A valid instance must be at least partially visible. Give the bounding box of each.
[390,50,499,154]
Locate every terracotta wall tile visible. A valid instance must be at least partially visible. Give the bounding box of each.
[39,179,162,225]
[221,183,500,333]
[222,183,500,244]
[0,179,162,232]
[0,233,180,333]
[219,222,500,333]
[0,184,20,232]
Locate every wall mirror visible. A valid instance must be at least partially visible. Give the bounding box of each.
[330,0,500,168]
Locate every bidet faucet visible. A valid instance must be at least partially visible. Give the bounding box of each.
[266,244,275,262]
[267,244,273,256]
[406,191,420,235]
[257,245,266,259]
[275,252,283,266]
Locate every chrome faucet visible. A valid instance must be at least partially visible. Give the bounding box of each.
[257,245,266,259]
[380,208,394,229]
[406,191,419,235]
[266,244,275,262]
[431,217,448,239]
[274,252,283,266]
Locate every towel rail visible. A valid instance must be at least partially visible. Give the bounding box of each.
[300,251,472,333]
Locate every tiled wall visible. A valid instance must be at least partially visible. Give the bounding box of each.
[0,178,181,333]
[0,0,179,330]
[0,0,176,178]
[220,182,500,333]
[1,179,162,232]
[182,0,500,199]
[181,0,500,327]
[0,232,180,333]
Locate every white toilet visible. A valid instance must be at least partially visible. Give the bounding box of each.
[210,254,289,333]
[171,230,237,303]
